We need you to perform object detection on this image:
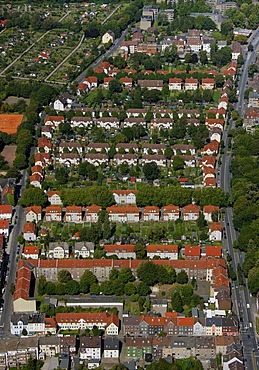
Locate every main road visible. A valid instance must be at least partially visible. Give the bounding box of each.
[219,28,259,370]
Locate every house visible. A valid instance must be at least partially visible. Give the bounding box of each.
[0,219,9,237]
[38,137,52,153]
[114,153,138,166]
[53,93,73,111]
[141,155,167,167]
[103,337,120,359]
[201,140,219,155]
[34,152,51,167]
[143,144,167,155]
[13,260,36,313]
[44,115,65,128]
[172,144,196,156]
[125,108,147,118]
[10,313,45,336]
[185,78,198,90]
[122,117,147,128]
[209,222,222,241]
[102,30,115,44]
[103,77,114,89]
[185,245,201,259]
[55,153,81,166]
[138,80,163,90]
[147,244,178,260]
[169,78,182,91]
[86,143,110,153]
[84,154,109,166]
[30,174,42,188]
[39,337,60,357]
[25,206,42,223]
[204,177,217,188]
[22,246,39,260]
[120,77,133,89]
[143,206,160,221]
[23,223,36,241]
[59,142,83,155]
[104,244,136,259]
[71,116,93,128]
[162,204,180,221]
[31,165,44,178]
[0,205,12,221]
[55,312,119,335]
[96,117,119,130]
[112,190,137,205]
[79,336,102,360]
[47,242,69,259]
[74,242,95,258]
[149,118,173,130]
[65,205,82,223]
[206,245,222,258]
[203,205,220,222]
[116,143,140,153]
[60,336,77,355]
[106,205,140,223]
[45,206,62,222]
[201,78,215,90]
[182,204,199,221]
[85,204,102,222]
[232,41,242,60]
[47,191,62,205]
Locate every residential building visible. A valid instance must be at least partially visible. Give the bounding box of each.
[147,244,178,259]
[104,244,136,259]
[13,260,36,313]
[47,242,70,259]
[74,242,95,258]
[65,205,82,223]
[162,204,180,221]
[106,205,140,223]
[79,336,102,360]
[0,205,12,220]
[138,80,163,90]
[182,204,199,221]
[85,204,102,223]
[143,206,160,221]
[22,246,39,260]
[185,78,198,90]
[102,30,115,44]
[45,206,62,222]
[10,313,45,336]
[103,337,120,359]
[25,206,42,223]
[0,219,9,237]
[47,191,62,205]
[112,190,137,205]
[23,223,36,241]
[203,205,220,222]
[209,222,222,241]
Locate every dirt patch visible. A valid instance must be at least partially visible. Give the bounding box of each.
[1,144,17,165]
[0,114,23,134]
[4,96,30,105]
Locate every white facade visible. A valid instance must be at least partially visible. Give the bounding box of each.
[113,192,137,205]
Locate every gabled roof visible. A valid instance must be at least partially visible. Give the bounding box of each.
[147,244,178,253]
[0,205,12,214]
[183,204,199,213]
[23,223,36,234]
[185,245,200,257]
[26,206,42,214]
[23,246,39,255]
[104,244,135,253]
[206,245,222,257]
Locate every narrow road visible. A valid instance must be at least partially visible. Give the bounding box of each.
[0,11,71,76]
[101,4,121,25]
[219,27,259,370]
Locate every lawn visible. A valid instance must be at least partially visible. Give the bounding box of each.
[213,89,221,104]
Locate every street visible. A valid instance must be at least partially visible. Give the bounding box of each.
[0,169,27,338]
[219,27,259,370]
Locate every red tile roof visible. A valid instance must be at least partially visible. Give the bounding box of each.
[0,205,12,215]
[147,244,178,253]
[26,206,42,214]
[47,190,61,197]
[0,219,8,229]
[104,244,135,253]
[209,222,222,232]
[23,223,36,234]
[204,205,220,214]
[56,312,119,327]
[185,245,201,257]
[112,190,137,195]
[183,204,199,214]
[143,206,159,213]
[106,205,139,214]
[46,205,62,213]
[206,245,222,257]
[85,204,102,213]
[162,204,180,213]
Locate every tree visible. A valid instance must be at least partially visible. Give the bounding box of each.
[221,19,233,37]
[197,213,207,229]
[20,187,48,207]
[200,50,208,65]
[124,282,136,295]
[119,267,135,284]
[248,43,254,52]
[55,167,68,185]
[58,270,72,284]
[137,262,159,286]
[176,270,188,284]
[66,280,80,295]
[143,162,160,181]
[171,290,183,312]
[80,270,97,293]
[212,46,232,67]
[172,156,184,171]
[136,281,151,296]
[13,153,27,169]
[109,79,122,93]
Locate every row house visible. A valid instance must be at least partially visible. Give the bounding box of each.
[209,222,222,241]
[106,205,140,223]
[113,153,138,166]
[31,165,44,179]
[122,117,147,128]
[143,206,160,221]
[147,244,178,260]
[149,118,173,130]
[172,144,196,156]
[84,153,109,166]
[153,108,174,119]
[141,154,167,167]
[112,190,137,205]
[86,143,110,153]
[201,78,215,90]
[178,109,200,118]
[25,206,42,223]
[104,244,136,259]
[203,205,220,223]
[99,107,120,117]
[47,190,62,205]
[10,313,45,336]
[41,125,53,139]
[185,78,198,90]
[96,117,120,130]
[126,109,147,118]
[32,257,226,282]
[70,116,93,128]
[162,204,180,221]
[206,117,225,130]
[44,115,64,128]
[55,153,81,166]
[85,204,102,222]
[143,144,167,155]
[169,77,182,91]
[13,260,36,313]
[201,140,219,156]
[39,336,76,358]
[55,312,119,335]
[0,220,9,237]
[58,142,83,154]
[115,143,140,153]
